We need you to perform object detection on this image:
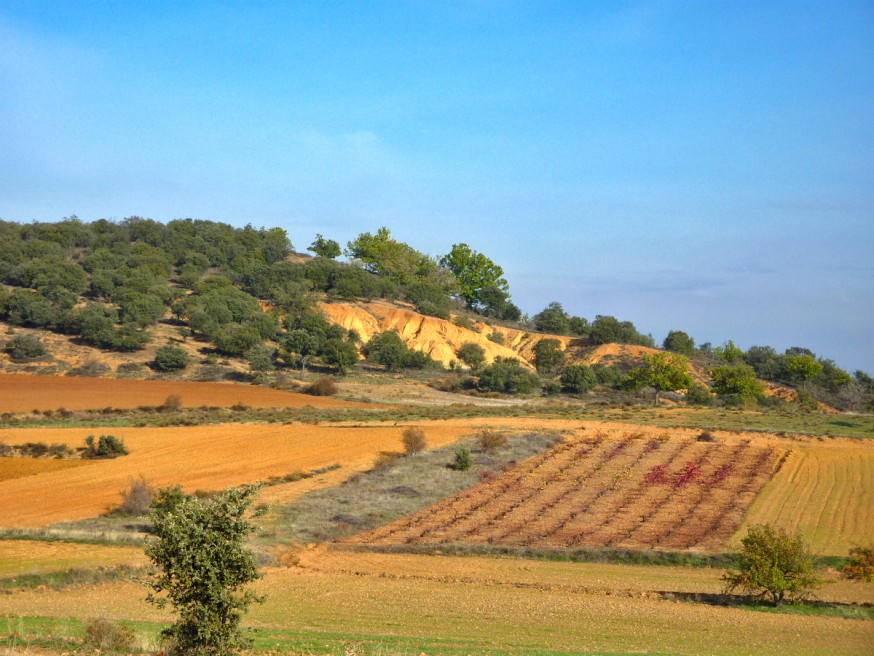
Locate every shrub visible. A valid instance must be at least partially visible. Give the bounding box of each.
[83,618,136,652]
[7,334,48,362]
[456,343,486,370]
[303,377,339,396]
[154,344,190,371]
[723,523,821,605]
[372,450,403,471]
[66,359,110,378]
[533,338,565,373]
[453,315,474,330]
[697,430,716,442]
[116,362,146,378]
[83,435,128,459]
[685,383,714,406]
[401,427,427,455]
[560,364,597,394]
[117,477,154,516]
[159,394,183,412]
[486,331,505,345]
[842,546,874,583]
[476,358,539,395]
[452,447,472,471]
[478,430,507,452]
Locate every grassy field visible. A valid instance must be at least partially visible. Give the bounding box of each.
[731,442,874,555]
[2,550,873,655]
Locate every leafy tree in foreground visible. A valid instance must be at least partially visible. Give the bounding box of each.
[145,485,264,656]
[626,352,694,405]
[723,523,820,606]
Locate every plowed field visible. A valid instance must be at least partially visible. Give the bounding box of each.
[0,457,89,482]
[0,540,145,577]
[0,423,470,527]
[0,373,375,412]
[351,430,786,552]
[731,443,874,555]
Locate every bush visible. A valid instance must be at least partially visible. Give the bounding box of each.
[7,334,48,362]
[83,435,128,459]
[457,343,486,370]
[723,524,821,605]
[685,383,714,406]
[452,447,473,471]
[486,331,505,345]
[560,364,597,394]
[83,618,136,652]
[365,331,435,371]
[372,450,403,471]
[533,338,564,373]
[66,359,110,378]
[154,344,190,371]
[476,358,539,395]
[117,477,154,516]
[159,394,183,412]
[303,377,339,396]
[478,430,507,452]
[842,546,874,583]
[401,427,427,455]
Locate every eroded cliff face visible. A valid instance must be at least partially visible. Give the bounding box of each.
[319,301,585,369]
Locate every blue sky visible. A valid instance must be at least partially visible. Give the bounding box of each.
[1,1,872,372]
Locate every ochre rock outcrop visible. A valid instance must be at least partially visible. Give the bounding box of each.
[319,301,586,369]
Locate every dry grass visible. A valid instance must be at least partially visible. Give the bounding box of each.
[732,442,874,555]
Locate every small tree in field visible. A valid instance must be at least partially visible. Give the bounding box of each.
[627,352,694,405]
[401,427,427,455]
[145,485,264,656]
[723,524,820,606]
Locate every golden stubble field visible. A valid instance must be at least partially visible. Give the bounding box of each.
[0,423,473,527]
[0,373,376,413]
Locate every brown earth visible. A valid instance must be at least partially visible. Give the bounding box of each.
[349,425,786,552]
[0,422,473,527]
[0,373,375,413]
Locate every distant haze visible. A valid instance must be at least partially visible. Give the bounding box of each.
[1,1,871,372]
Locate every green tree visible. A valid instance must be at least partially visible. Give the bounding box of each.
[439,243,509,310]
[715,339,745,363]
[308,234,341,259]
[783,354,823,386]
[723,524,821,606]
[321,337,359,375]
[365,331,433,372]
[662,330,695,355]
[560,364,597,394]
[533,302,570,335]
[627,352,694,405]
[145,485,264,656]
[710,363,764,404]
[533,338,565,373]
[7,334,48,362]
[457,342,486,370]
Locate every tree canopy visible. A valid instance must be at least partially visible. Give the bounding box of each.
[440,243,509,311]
